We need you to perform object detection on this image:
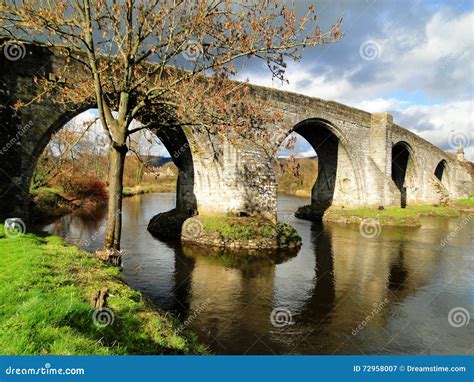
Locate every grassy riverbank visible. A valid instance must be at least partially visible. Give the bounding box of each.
[0,225,205,355]
[122,181,175,197]
[454,194,474,210]
[30,186,107,223]
[323,205,460,226]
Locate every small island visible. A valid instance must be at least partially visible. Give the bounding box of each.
[148,210,302,251]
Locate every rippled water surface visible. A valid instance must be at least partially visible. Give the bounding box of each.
[42,193,474,355]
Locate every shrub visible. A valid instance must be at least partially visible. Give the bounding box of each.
[62,176,108,202]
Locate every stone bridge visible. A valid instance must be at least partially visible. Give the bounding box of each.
[0,42,472,223]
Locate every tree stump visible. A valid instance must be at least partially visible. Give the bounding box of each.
[90,287,109,309]
[96,249,123,267]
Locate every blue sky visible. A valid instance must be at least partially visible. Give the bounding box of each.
[72,0,473,161]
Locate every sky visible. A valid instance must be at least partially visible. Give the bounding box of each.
[240,0,474,160]
[69,0,473,161]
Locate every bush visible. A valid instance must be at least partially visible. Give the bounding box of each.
[62,176,108,202]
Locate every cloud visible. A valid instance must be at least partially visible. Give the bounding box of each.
[392,100,473,154]
[237,2,474,160]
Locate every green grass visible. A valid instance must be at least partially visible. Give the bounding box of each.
[30,186,63,195]
[0,225,206,355]
[324,205,460,226]
[201,216,259,241]
[30,186,64,204]
[199,216,300,246]
[123,182,175,197]
[455,194,474,209]
[200,216,286,241]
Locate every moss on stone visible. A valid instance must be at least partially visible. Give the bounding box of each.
[181,216,301,250]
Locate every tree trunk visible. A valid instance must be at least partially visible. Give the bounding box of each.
[104,145,126,250]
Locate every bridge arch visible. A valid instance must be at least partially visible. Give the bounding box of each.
[434,159,451,194]
[22,106,197,217]
[279,117,364,214]
[391,141,419,207]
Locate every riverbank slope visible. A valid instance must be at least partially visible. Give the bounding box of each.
[0,225,205,355]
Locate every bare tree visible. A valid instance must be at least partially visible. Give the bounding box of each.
[0,0,342,251]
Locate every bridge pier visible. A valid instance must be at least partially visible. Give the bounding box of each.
[191,140,277,222]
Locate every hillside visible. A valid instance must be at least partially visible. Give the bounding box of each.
[275,157,318,197]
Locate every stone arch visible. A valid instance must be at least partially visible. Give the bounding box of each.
[434,158,452,196]
[434,159,450,187]
[23,107,197,216]
[391,141,418,208]
[22,104,93,196]
[283,117,364,215]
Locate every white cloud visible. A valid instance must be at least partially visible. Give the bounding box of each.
[393,100,474,159]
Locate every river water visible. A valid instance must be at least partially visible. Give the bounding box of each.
[42,193,473,355]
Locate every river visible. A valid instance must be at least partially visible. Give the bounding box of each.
[41,193,474,355]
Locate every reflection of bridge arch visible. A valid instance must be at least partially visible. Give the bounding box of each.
[290,223,444,353]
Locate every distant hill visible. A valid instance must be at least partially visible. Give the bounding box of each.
[146,155,173,167]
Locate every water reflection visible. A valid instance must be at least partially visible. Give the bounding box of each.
[41,193,474,355]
